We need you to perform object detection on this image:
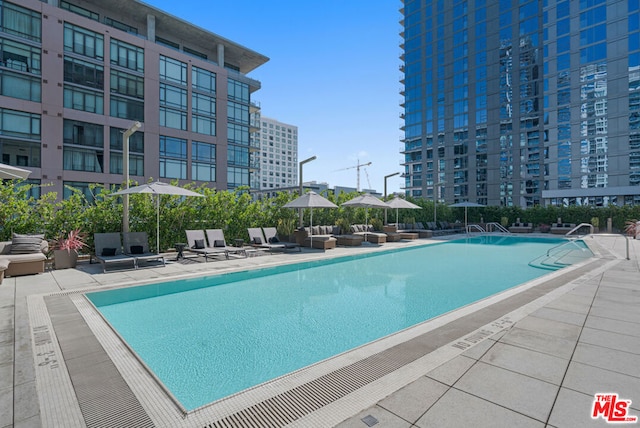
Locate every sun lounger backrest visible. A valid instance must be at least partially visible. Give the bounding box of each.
[205,229,227,247]
[94,233,123,256]
[247,228,266,245]
[123,232,150,254]
[186,230,207,249]
[263,227,278,242]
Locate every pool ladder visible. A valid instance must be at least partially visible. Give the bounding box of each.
[466,222,510,234]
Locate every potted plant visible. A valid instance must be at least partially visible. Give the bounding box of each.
[51,229,87,269]
[277,218,296,243]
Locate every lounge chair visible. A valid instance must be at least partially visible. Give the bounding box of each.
[248,228,300,253]
[262,227,300,251]
[93,232,136,273]
[185,230,226,261]
[205,229,247,259]
[123,232,166,268]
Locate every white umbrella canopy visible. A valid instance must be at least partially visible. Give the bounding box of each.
[341,194,389,241]
[449,201,486,231]
[386,197,421,225]
[283,191,338,248]
[0,163,31,180]
[112,181,203,252]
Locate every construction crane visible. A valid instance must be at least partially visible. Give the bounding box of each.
[334,160,372,191]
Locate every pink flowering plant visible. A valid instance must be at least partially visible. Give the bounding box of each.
[51,229,87,254]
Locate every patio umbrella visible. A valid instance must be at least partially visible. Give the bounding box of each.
[449,201,486,232]
[341,194,389,242]
[283,191,337,248]
[386,197,421,225]
[112,181,203,253]
[0,163,31,180]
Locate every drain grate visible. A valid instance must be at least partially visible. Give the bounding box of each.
[45,295,154,428]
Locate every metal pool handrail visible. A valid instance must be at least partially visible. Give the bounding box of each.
[565,222,594,237]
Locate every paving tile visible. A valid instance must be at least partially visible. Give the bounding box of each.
[530,306,587,327]
[377,376,449,424]
[579,327,640,355]
[12,381,39,423]
[334,405,412,428]
[572,342,640,378]
[0,386,12,428]
[453,361,558,422]
[548,387,615,428]
[499,327,576,360]
[563,362,640,411]
[0,363,12,390]
[415,388,544,428]
[589,305,640,325]
[461,337,496,360]
[514,315,582,341]
[480,342,569,385]
[544,294,594,315]
[584,315,640,338]
[426,355,476,386]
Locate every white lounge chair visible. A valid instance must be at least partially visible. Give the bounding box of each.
[185,230,226,261]
[205,229,247,259]
[94,233,136,273]
[123,232,166,268]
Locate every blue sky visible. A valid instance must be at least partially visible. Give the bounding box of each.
[145,0,404,194]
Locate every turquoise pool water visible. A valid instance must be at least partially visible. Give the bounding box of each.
[87,236,591,411]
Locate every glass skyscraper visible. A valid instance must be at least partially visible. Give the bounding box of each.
[401,0,640,207]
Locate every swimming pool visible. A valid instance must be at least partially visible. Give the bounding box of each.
[87,235,591,411]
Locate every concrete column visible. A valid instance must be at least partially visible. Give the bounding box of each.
[217,43,224,67]
[147,14,156,42]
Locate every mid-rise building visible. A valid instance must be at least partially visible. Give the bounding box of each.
[1,0,267,199]
[254,116,298,195]
[400,0,640,207]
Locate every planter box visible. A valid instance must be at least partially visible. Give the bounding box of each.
[54,249,78,269]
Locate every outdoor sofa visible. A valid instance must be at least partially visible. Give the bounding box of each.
[0,234,48,280]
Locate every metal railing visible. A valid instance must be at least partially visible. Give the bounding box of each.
[485,222,510,233]
[565,222,594,237]
[466,224,485,233]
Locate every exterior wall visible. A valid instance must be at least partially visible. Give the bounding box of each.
[0,0,267,199]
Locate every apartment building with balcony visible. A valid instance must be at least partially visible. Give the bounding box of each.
[253,116,298,195]
[0,0,268,199]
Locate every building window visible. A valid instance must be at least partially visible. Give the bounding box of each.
[228,123,248,144]
[60,1,98,21]
[110,96,143,121]
[62,120,103,173]
[159,55,187,85]
[192,115,215,136]
[0,108,40,139]
[0,70,40,101]
[104,17,138,35]
[0,137,40,168]
[159,135,186,179]
[109,127,143,176]
[0,1,41,42]
[156,37,179,51]
[192,66,215,93]
[228,79,249,103]
[110,38,143,72]
[192,141,216,181]
[63,23,104,60]
[227,166,249,188]
[183,46,207,60]
[64,56,104,89]
[227,101,249,124]
[110,69,143,99]
[159,107,186,130]
[0,38,41,75]
[64,86,103,114]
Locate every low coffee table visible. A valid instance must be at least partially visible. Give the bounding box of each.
[336,235,364,246]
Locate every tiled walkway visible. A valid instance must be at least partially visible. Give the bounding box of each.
[1,235,638,427]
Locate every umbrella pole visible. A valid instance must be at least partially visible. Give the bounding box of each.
[310,207,313,249]
[156,195,160,254]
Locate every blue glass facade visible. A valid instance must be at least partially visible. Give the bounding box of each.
[401,0,640,207]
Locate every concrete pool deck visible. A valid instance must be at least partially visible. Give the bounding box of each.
[1,234,638,427]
